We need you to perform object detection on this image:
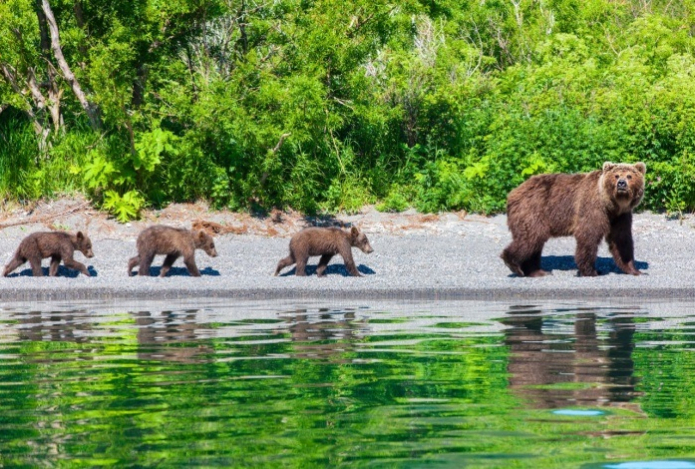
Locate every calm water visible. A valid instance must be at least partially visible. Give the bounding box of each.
[2,300,695,468]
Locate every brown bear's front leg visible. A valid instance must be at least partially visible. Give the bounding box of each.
[606,213,640,275]
[63,256,90,277]
[339,248,361,277]
[183,254,201,277]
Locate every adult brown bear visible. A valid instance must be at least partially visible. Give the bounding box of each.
[501,162,646,277]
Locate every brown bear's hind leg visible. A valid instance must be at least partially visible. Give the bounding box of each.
[294,256,308,276]
[274,255,295,276]
[502,240,545,277]
[28,256,43,277]
[127,255,140,276]
[49,255,61,276]
[138,252,155,276]
[522,250,549,277]
[316,254,333,277]
[575,234,601,277]
[4,256,25,277]
[501,247,524,276]
[160,254,179,277]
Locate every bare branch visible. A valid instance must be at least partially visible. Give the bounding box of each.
[271,133,291,154]
[40,0,101,130]
[0,62,49,146]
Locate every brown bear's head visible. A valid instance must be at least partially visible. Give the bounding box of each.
[195,230,218,257]
[349,227,374,254]
[601,162,646,210]
[76,231,94,258]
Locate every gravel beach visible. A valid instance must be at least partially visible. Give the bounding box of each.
[0,198,693,301]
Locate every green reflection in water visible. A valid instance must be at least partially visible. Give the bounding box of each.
[0,303,694,467]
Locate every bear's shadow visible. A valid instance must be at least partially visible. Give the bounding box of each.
[279,264,375,277]
[11,265,98,278]
[137,266,220,277]
[512,255,649,277]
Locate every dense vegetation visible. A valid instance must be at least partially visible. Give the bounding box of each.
[2,0,695,220]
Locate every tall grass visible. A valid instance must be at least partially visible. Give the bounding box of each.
[0,119,37,200]
[0,116,91,201]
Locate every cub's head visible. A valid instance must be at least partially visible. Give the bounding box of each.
[349,226,374,254]
[601,162,646,209]
[76,231,94,258]
[195,230,218,257]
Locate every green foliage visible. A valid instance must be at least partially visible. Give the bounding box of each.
[5,0,695,218]
[103,189,145,222]
[376,185,410,212]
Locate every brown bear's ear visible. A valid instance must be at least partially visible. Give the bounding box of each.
[634,162,646,174]
[195,230,205,240]
[77,231,84,241]
[602,162,616,172]
[350,226,359,238]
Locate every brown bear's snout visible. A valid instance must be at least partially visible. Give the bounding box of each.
[617,178,628,191]
[362,243,374,254]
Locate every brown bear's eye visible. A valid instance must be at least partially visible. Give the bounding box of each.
[615,175,619,179]
[627,175,632,179]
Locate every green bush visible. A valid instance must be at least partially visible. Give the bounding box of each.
[4,0,695,219]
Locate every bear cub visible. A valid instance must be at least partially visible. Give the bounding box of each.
[275,226,374,277]
[4,231,94,277]
[128,225,218,277]
[501,161,646,277]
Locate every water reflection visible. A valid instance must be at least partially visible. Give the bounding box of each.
[17,309,93,344]
[134,310,213,363]
[502,307,640,410]
[1,300,695,467]
[281,308,365,361]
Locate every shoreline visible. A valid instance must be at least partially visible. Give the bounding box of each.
[0,197,694,302]
[2,286,695,302]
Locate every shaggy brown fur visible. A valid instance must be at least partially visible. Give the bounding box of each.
[3,231,94,277]
[275,226,374,277]
[127,225,218,277]
[501,162,646,277]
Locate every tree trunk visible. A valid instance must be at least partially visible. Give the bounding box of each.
[40,0,101,130]
[35,1,63,132]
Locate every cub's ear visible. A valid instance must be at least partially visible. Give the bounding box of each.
[634,162,646,174]
[350,226,359,237]
[76,231,84,241]
[602,162,616,172]
[195,230,205,240]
